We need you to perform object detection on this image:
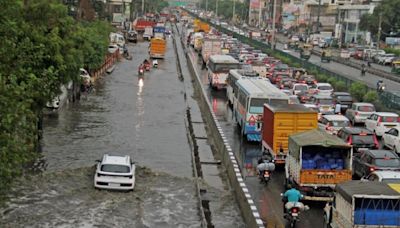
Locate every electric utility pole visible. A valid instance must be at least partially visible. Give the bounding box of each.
[271,0,277,49]
[233,0,236,22]
[316,0,322,33]
[377,13,382,50]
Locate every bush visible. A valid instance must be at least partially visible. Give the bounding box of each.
[327,77,337,87]
[383,48,400,56]
[363,91,378,103]
[350,82,368,101]
[335,81,347,91]
[316,74,328,82]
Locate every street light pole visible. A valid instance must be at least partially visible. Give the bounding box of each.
[316,0,322,33]
[377,13,382,50]
[233,0,236,22]
[206,0,208,13]
[258,0,262,27]
[216,0,218,18]
[141,0,144,16]
[271,0,277,49]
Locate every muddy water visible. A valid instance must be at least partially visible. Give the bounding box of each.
[0,167,200,228]
[1,25,245,227]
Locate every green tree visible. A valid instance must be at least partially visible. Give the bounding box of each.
[359,0,400,41]
[0,0,111,196]
[363,91,379,103]
[349,82,368,101]
[199,0,249,23]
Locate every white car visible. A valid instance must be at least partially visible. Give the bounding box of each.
[365,112,399,137]
[315,83,333,96]
[291,83,308,95]
[362,170,400,183]
[291,35,300,42]
[383,126,400,153]
[94,154,136,191]
[377,53,396,65]
[345,102,376,125]
[108,44,119,54]
[318,115,350,135]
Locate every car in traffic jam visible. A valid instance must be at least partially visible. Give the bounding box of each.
[183,9,400,227]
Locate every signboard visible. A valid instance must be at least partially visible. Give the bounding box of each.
[386,37,400,45]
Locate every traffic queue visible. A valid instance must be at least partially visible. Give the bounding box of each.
[180,9,400,227]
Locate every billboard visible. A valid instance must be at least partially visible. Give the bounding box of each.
[250,0,260,9]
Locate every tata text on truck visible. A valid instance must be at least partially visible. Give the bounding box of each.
[262,104,318,164]
[207,55,240,90]
[285,129,353,201]
[324,181,400,227]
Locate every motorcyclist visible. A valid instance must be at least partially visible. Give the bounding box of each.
[143,59,150,65]
[377,80,385,92]
[283,184,304,214]
[257,151,274,178]
[138,63,145,74]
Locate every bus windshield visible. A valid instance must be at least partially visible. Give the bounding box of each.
[212,63,240,72]
[249,98,267,113]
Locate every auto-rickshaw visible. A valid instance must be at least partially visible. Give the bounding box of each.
[321,49,332,63]
[299,44,312,60]
[392,59,400,74]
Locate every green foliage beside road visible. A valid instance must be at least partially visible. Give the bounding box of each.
[0,0,111,196]
[199,0,249,22]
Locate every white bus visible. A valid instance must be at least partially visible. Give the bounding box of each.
[234,78,289,142]
[226,69,259,107]
[207,55,240,90]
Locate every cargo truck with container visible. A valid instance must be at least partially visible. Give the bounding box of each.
[262,104,318,164]
[195,22,210,33]
[201,38,222,67]
[153,26,166,39]
[324,181,400,228]
[193,32,203,52]
[285,129,353,201]
[149,38,166,59]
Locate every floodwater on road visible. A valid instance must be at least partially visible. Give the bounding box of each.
[1,25,244,228]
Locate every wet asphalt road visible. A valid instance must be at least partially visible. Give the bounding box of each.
[274,42,400,92]
[183,26,325,227]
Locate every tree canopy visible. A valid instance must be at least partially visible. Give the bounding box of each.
[199,0,249,23]
[0,0,111,196]
[359,0,400,40]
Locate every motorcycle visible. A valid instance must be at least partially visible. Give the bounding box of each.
[281,194,309,228]
[144,62,151,71]
[257,160,275,185]
[259,170,271,184]
[138,67,144,77]
[377,83,386,93]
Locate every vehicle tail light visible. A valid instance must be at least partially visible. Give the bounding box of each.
[291,207,299,213]
[301,80,306,83]
[355,112,359,116]
[347,136,353,145]
[369,166,376,172]
[397,117,400,122]
[373,135,379,148]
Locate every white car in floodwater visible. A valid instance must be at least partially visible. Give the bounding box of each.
[94,154,136,191]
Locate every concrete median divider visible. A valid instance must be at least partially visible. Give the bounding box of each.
[181,37,264,228]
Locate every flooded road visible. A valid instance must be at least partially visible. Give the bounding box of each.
[1,25,244,227]
[183,24,325,227]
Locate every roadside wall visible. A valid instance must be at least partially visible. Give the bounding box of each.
[182,34,264,228]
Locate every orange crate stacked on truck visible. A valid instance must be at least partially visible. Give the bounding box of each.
[300,170,352,185]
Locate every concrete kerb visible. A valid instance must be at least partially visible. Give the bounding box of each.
[184,43,263,227]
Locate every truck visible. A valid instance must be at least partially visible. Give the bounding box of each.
[261,104,318,164]
[324,181,400,227]
[149,38,166,59]
[193,32,203,52]
[134,19,155,32]
[201,37,221,67]
[285,129,353,201]
[143,26,153,41]
[153,26,166,39]
[195,22,210,33]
